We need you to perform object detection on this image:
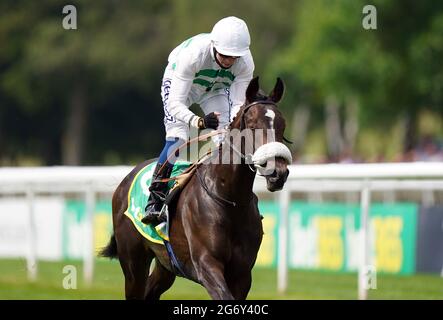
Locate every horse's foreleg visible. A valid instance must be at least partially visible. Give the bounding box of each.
[195,255,234,300]
[226,271,252,300]
[144,258,176,300]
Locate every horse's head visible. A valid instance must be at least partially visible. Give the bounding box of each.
[229,76,291,192]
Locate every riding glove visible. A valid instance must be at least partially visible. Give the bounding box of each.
[198,112,219,130]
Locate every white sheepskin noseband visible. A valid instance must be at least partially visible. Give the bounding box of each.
[251,142,292,166]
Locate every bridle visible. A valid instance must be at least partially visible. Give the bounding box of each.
[160,100,292,207]
[239,100,293,142]
[232,99,292,171]
[239,100,278,131]
[196,100,289,207]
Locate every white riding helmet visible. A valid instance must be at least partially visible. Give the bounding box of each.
[210,16,251,57]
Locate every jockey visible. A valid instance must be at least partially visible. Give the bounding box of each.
[142,16,255,225]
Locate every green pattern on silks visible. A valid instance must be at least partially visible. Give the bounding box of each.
[193,68,235,91]
[192,78,232,91]
[195,69,235,81]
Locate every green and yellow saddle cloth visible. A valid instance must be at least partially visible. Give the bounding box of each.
[124,160,192,244]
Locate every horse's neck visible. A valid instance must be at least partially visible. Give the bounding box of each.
[205,164,256,202]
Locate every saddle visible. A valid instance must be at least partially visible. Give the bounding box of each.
[163,162,198,207]
[123,151,214,248]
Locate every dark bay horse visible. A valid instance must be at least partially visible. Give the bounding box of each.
[100,77,291,300]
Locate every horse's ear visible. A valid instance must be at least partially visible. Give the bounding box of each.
[246,76,260,103]
[269,77,285,103]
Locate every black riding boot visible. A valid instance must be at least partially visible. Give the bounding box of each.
[141,162,173,225]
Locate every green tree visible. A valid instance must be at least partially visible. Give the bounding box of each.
[268,0,443,161]
[1,0,173,165]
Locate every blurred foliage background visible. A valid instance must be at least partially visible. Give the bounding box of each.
[1,0,442,166]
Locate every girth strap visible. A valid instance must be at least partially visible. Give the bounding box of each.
[163,240,187,278]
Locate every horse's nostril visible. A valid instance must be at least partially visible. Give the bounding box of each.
[268,169,288,186]
[266,172,278,181]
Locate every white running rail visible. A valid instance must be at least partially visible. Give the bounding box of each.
[1,162,443,298]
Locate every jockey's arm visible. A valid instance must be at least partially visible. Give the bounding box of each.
[229,54,255,122]
[167,54,202,128]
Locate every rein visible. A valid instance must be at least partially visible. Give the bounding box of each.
[236,100,280,174]
[195,100,281,207]
[155,100,288,207]
[156,100,277,179]
[154,129,227,183]
[195,168,238,207]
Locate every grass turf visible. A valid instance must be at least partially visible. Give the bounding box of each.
[0,259,442,300]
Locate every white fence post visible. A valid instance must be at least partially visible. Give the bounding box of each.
[83,185,95,285]
[26,187,38,281]
[358,179,371,300]
[277,187,290,294]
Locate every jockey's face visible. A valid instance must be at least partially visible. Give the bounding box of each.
[214,49,239,69]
